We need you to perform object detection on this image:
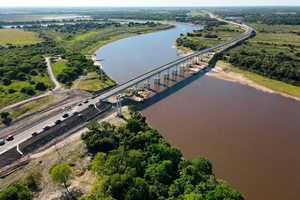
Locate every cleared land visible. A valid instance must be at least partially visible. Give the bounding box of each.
[0,29,43,47]
[78,72,116,92]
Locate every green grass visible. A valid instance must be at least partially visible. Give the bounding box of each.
[230,65,300,98]
[187,11,208,17]
[50,59,68,78]
[74,31,96,41]
[0,29,43,47]
[7,94,67,122]
[78,73,116,92]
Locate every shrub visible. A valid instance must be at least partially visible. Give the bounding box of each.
[29,70,38,76]
[17,72,27,81]
[2,78,11,86]
[35,82,47,91]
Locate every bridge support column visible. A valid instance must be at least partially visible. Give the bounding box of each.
[147,78,150,89]
[101,70,104,83]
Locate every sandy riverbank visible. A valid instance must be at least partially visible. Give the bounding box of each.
[173,44,300,102]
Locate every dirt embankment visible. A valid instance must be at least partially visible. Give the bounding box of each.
[0,102,112,168]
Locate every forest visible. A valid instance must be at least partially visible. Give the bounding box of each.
[79,105,245,200]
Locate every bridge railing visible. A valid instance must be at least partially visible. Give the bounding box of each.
[99,20,254,99]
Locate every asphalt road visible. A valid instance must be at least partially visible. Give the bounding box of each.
[0,98,101,155]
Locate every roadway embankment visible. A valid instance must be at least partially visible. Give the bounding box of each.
[0,102,112,168]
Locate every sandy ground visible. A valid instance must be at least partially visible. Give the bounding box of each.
[205,64,300,102]
[173,43,300,102]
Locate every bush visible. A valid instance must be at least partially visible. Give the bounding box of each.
[29,70,38,76]
[20,86,35,95]
[25,171,41,190]
[8,89,17,93]
[0,183,31,200]
[0,111,10,120]
[17,72,27,81]
[35,82,47,91]
[2,78,11,86]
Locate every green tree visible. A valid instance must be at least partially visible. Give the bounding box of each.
[35,81,47,91]
[0,111,10,120]
[0,183,31,200]
[50,163,74,198]
[2,78,11,86]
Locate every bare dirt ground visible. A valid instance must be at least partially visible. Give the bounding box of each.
[0,106,130,200]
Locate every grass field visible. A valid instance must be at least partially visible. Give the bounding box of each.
[50,59,68,78]
[187,10,208,17]
[78,73,116,92]
[0,29,43,47]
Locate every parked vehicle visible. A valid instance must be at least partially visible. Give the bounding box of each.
[55,119,61,124]
[78,102,82,106]
[83,99,89,103]
[0,139,5,145]
[88,103,94,107]
[62,113,69,118]
[43,125,50,130]
[72,111,78,115]
[6,135,13,141]
[31,132,38,136]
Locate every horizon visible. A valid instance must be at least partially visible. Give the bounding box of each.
[1,0,300,8]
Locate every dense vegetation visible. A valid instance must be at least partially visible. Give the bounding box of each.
[213,7,300,25]
[175,23,243,51]
[80,105,245,200]
[0,21,172,107]
[208,7,300,87]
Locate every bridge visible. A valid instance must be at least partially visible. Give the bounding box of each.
[98,19,255,103]
[0,17,255,155]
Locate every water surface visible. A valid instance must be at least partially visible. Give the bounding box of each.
[96,23,300,200]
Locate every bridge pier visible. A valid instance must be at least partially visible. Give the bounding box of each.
[154,73,160,84]
[164,68,170,79]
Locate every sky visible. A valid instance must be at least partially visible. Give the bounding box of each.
[1,0,300,7]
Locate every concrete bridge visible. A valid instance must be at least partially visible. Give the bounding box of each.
[98,20,255,103]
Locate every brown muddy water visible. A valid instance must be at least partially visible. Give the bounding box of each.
[141,72,300,200]
[96,22,300,199]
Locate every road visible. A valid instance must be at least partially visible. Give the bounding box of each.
[0,16,254,156]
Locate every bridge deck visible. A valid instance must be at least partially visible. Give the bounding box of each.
[99,20,254,100]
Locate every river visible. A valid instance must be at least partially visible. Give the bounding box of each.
[95,23,300,200]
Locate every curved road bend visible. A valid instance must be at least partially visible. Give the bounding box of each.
[0,57,63,112]
[0,17,254,156]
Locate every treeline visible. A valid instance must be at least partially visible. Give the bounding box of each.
[80,105,245,200]
[224,50,300,86]
[92,10,188,21]
[213,7,300,25]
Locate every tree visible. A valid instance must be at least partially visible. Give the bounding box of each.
[2,78,11,86]
[50,163,74,198]
[0,111,10,120]
[35,82,47,91]
[0,183,31,200]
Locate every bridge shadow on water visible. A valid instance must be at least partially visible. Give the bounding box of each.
[139,53,221,111]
